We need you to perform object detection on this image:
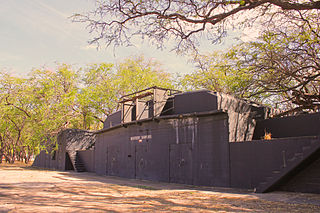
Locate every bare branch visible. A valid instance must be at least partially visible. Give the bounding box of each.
[5,97,31,118]
[72,0,320,52]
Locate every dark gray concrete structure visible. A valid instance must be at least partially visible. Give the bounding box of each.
[96,111,230,186]
[33,87,320,194]
[32,129,96,172]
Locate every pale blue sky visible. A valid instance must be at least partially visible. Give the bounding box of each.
[0,0,241,76]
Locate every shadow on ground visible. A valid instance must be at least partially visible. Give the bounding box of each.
[0,165,320,212]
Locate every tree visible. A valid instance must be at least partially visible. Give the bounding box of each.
[78,63,116,129]
[73,0,320,52]
[0,65,82,163]
[115,55,174,95]
[181,51,255,98]
[0,56,176,163]
[0,73,32,163]
[242,11,320,113]
[80,55,174,129]
[28,64,81,144]
[183,11,320,113]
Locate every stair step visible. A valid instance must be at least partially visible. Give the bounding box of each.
[287,152,304,162]
[265,176,274,182]
[310,139,317,145]
[287,157,297,162]
[75,152,86,172]
[255,139,320,193]
[76,167,85,170]
[302,146,311,152]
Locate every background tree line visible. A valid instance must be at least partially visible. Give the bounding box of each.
[0,56,173,163]
[182,10,320,113]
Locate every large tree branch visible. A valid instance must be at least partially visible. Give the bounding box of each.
[73,0,320,52]
[269,0,320,10]
[5,97,31,118]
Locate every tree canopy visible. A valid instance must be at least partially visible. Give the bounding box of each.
[73,0,320,52]
[182,11,320,113]
[0,56,174,163]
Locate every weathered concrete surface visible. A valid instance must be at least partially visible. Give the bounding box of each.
[59,129,96,169]
[32,129,96,171]
[0,164,320,212]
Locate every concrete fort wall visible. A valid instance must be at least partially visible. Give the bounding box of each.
[230,136,320,192]
[253,112,320,140]
[32,129,95,171]
[95,112,231,187]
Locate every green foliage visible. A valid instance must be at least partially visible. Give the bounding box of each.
[0,56,175,162]
[79,62,116,129]
[182,12,320,111]
[79,55,174,129]
[181,51,255,99]
[240,12,320,110]
[115,55,173,96]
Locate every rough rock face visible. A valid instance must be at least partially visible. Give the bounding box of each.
[58,129,95,152]
[32,129,96,171]
[58,129,96,170]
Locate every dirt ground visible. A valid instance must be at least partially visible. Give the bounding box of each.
[0,163,320,212]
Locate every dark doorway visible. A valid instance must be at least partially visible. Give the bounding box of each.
[65,152,74,170]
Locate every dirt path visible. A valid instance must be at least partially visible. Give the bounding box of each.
[0,164,320,212]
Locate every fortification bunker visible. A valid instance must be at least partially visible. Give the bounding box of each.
[33,87,320,194]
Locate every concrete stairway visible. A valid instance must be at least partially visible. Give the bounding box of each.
[74,152,86,172]
[256,136,320,193]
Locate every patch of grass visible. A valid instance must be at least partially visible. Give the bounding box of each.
[0,161,33,168]
[24,166,47,170]
[131,185,158,190]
